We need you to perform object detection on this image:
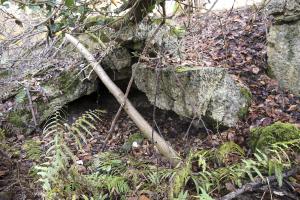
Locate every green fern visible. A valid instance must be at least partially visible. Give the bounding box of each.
[36,109,105,199]
[23,139,42,161]
[92,152,124,174]
[173,190,189,200]
[15,89,27,104]
[216,141,245,164]
[0,128,5,141]
[171,134,300,198]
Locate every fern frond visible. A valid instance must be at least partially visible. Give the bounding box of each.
[23,139,42,161]
[216,141,245,164]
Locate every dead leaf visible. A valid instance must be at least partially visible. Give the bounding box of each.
[0,170,9,177]
[139,195,150,200]
[225,182,236,192]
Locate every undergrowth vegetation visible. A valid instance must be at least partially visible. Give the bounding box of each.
[31,110,300,199]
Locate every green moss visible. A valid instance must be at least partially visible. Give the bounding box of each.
[44,70,80,96]
[0,69,12,78]
[238,87,252,119]
[266,65,275,78]
[250,122,300,151]
[7,110,30,127]
[238,107,249,119]
[59,71,80,94]
[175,66,199,73]
[240,87,252,103]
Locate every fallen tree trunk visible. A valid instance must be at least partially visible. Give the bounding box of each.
[65,33,180,165]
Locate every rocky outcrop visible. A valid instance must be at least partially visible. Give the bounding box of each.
[117,23,181,59]
[133,64,251,127]
[266,0,300,23]
[267,0,300,96]
[101,47,132,81]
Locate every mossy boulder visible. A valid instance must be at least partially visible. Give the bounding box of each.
[133,64,251,127]
[3,65,97,134]
[250,122,300,151]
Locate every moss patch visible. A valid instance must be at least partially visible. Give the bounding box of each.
[238,87,252,119]
[240,87,252,103]
[175,66,200,73]
[0,69,12,78]
[266,65,276,78]
[250,122,300,151]
[238,107,249,119]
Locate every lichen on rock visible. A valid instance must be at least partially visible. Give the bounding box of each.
[133,63,250,127]
[267,0,300,96]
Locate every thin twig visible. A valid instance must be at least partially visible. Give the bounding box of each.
[101,75,134,151]
[25,84,37,127]
[219,167,300,200]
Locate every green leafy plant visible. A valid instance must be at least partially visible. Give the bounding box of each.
[216,141,245,164]
[23,139,42,161]
[169,124,300,198]
[250,122,300,151]
[36,109,105,199]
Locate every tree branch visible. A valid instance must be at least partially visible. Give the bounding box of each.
[219,167,300,200]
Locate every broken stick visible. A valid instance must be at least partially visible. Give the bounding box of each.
[219,167,300,200]
[65,34,180,165]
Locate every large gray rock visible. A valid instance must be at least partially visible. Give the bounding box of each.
[133,64,251,127]
[267,0,300,96]
[266,0,300,23]
[267,22,300,96]
[117,23,181,59]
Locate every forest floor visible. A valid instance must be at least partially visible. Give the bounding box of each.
[1,7,300,200]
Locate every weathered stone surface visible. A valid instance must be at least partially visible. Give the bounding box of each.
[101,47,132,80]
[267,0,300,23]
[101,47,132,71]
[0,63,97,133]
[267,22,300,96]
[267,0,300,96]
[133,64,251,127]
[117,23,181,59]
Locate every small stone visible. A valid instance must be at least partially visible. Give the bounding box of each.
[76,160,83,165]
